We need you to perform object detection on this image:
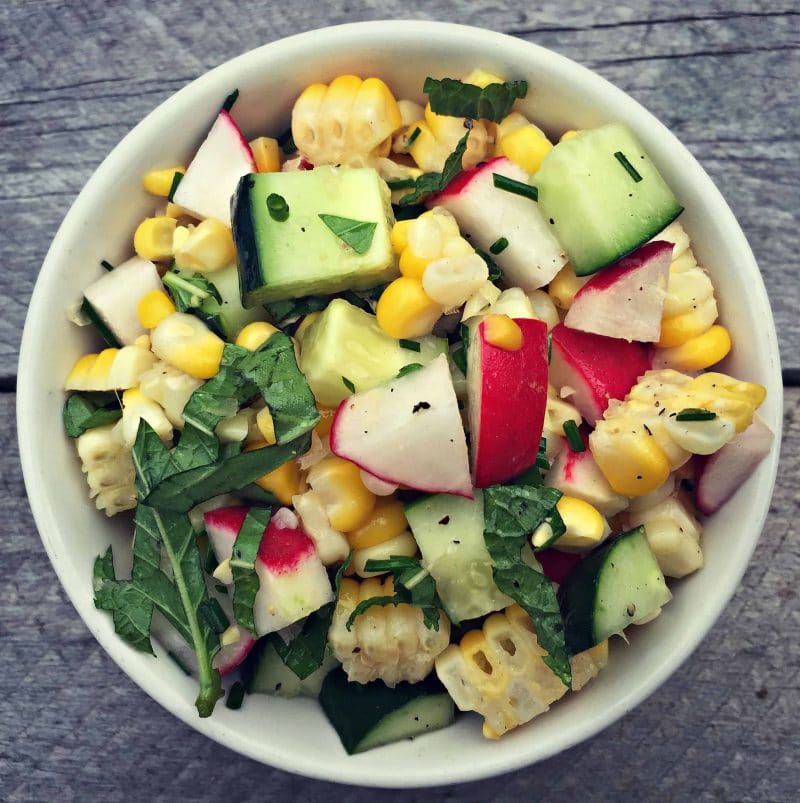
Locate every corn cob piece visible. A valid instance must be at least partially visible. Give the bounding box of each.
[75,423,136,516]
[65,337,157,392]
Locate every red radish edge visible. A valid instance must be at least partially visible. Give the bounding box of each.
[572,240,673,296]
[431,155,508,201]
[219,110,256,169]
[258,517,316,574]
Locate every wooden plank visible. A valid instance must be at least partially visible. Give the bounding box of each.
[2,387,797,800]
[0,1,798,378]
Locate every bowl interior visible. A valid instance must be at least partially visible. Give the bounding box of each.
[17,21,782,788]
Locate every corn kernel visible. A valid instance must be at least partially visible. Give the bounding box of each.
[590,427,671,496]
[235,321,279,351]
[307,456,376,532]
[483,314,523,351]
[294,312,320,341]
[499,125,553,174]
[133,216,177,261]
[249,446,304,504]
[655,325,731,372]
[89,349,119,388]
[150,312,224,379]
[462,68,507,88]
[548,263,587,310]
[256,407,277,446]
[658,298,718,348]
[390,219,414,255]
[347,498,408,550]
[137,289,176,329]
[554,496,610,552]
[249,136,281,173]
[65,353,99,391]
[142,166,186,197]
[376,277,442,339]
[173,218,236,273]
[559,130,579,142]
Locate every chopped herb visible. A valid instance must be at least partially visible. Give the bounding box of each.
[613,151,643,182]
[63,393,122,438]
[675,408,717,421]
[397,363,423,379]
[563,420,585,452]
[198,597,230,634]
[100,259,114,272]
[399,339,421,352]
[225,681,246,710]
[451,344,467,376]
[267,193,290,222]
[342,376,356,394]
[475,248,502,282]
[423,77,528,122]
[547,331,553,365]
[387,178,416,190]
[277,128,296,155]
[489,237,509,255]
[272,602,334,679]
[230,507,271,635]
[398,132,470,206]
[162,270,221,312]
[167,171,184,202]
[265,294,328,326]
[318,214,377,254]
[493,173,538,202]
[405,126,422,148]
[80,298,121,348]
[221,88,239,112]
[393,202,427,221]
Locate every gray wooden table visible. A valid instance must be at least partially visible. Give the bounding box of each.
[2,2,798,800]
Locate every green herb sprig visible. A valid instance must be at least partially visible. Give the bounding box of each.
[423,77,528,122]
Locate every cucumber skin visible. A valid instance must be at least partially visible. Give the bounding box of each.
[319,669,454,754]
[231,174,262,310]
[557,526,667,654]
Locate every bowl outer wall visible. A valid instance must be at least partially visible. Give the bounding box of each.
[17,20,782,788]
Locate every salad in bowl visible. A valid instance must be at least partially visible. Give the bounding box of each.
[59,63,773,757]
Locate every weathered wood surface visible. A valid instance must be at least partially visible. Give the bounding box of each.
[1,1,798,800]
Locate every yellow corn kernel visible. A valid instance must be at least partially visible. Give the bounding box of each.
[590,427,671,496]
[482,314,523,351]
[250,449,304,505]
[499,124,553,174]
[686,372,766,432]
[553,496,610,552]
[347,498,408,550]
[88,349,119,388]
[150,312,224,379]
[256,407,277,446]
[658,299,718,348]
[173,218,236,273]
[405,121,446,172]
[547,263,587,310]
[462,68,507,88]
[165,201,186,219]
[314,405,335,439]
[141,166,185,197]
[376,277,442,339]
[398,247,431,279]
[249,136,281,173]
[294,312,320,341]
[133,216,177,261]
[656,325,731,372]
[235,321,279,351]
[390,219,414,255]
[307,456,376,532]
[65,353,99,390]
[559,130,579,142]
[137,289,176,329]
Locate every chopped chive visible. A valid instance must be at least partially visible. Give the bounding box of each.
[563,420,585,452]
[675,408,717,421]
[221,88,239,112]
[100,259,114,272]
[399,339,421,352]
[547,332,553,365]
[277,128,296,155]
[452,344,467,376]
[614,151,643,182]
[167,171,184,202]
[489,237,509,255]
[266,193,290,222]
[226,681,246,710]
[396,363,423,378]
[492,173,538,202]
[405,126,422,148]
[475,248,502,281]
[167,650,192,676]
[342,376,356,394]
[387,178,416,190]
[198,598,229,634]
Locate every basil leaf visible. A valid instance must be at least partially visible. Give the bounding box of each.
[398,132,470,206]
[318,214,377,254]
[63,393,121,438]
[483,484,571,687]
[272,602,334,679]
[162,270,221,313]
[266,295,328,326]
[132,421,173,498]
[424,77,528,122]
[231,507,271,635]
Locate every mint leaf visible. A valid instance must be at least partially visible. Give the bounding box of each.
[132,421,173,498]
[424,77,528,122]
[318,214,377,254]
[266,295,328,326]
[483,484,571,687]
[398,132,470,206]
[272,602,334,679]
[162,270,221,313]
[63,393,121,438]
[231,507,270,635]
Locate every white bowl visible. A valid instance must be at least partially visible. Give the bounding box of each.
[18,20,782,788]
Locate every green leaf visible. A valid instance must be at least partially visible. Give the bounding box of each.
[423,77,528,122]
[132,421,173,498]
[396,363,423,378]
[272,602,334,680]
[266,295,328,326]
[398,339,421,352]
[398,132,470,206]
[162,270,221,313]
[482,484,571,687]
[475,248,503,282]
[63,393,121,438]
[318,214,377,254]
[168,424,220,475]
[231,507,271,635]
[143,433,311,513]
[342,376,356,394]
[267,193,290,222]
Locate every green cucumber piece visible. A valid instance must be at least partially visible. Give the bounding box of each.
[246,638,337,698]
[535,123,683,275]
[297,298,448,407]
[405,491,512,624]
[557,526,672,654]
[319,668,454,754]
[231,167,397,306]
